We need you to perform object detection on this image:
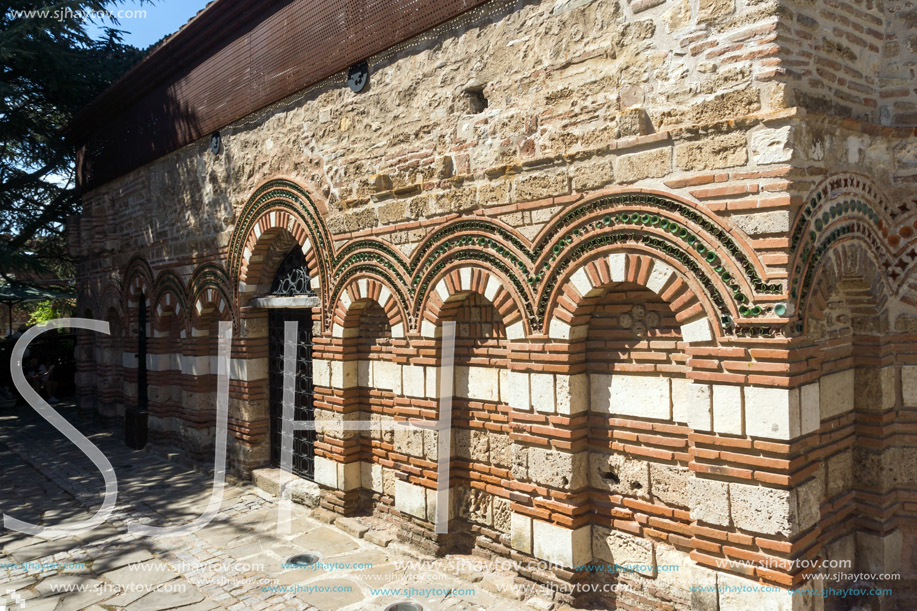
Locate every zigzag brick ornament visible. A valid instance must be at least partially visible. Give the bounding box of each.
[69,0,917,608]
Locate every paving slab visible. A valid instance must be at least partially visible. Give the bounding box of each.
[9,536,82,562]
[294,578,365,610]
[88,546,156,572]
[126,582,206,611]
[291,527,359,557]
[102,559,179,587]
[0,401,555,611]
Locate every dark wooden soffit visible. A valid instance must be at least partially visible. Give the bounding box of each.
[69,0,491,191]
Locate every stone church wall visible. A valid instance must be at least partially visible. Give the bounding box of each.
[70,0,917,608]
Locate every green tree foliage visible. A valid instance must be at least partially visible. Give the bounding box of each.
[0,1,147,284]
[27,298,73,326]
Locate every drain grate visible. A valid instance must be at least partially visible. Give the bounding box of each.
[286,553,320,567]
[384,603,423,611]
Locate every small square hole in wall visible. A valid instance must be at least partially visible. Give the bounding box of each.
[464,85,488,114]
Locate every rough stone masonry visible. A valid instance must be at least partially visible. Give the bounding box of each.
[67,0,917,609]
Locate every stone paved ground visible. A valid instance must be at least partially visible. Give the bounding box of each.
[0,401,576,611]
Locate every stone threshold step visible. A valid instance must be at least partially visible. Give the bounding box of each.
[251,467,320,507]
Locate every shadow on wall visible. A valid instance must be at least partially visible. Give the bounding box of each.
[78,92,202,189]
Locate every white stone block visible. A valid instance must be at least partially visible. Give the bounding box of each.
[403,364,426,398]
[744,386,800,440]
[751,126,794,165]
[646,261,675,294]
[374,360,402,394]
[435,279,450,304]
[394,426,424,457]
[800,382,820,435]
[902,366,917,407]
[395,480,427,519]
[866,366,897,411]
[147,353,169,372]
[530,373,556,413]
[689,477,730,526]
[556,374,588,415]
[358,360,373,388]
[181,355,210,376]
[122,351,138,369]
[529,447,587,489]
[455,366,500,402]
[391,322,404,339]
[672,378,711,431]
[361,462,383,493]
[796,475,822,533]
[314,456,337,489]
[230,358,267,381]
[732,210,791,236]
[570,267,596,298]
[505,321,525,340]
[592,526,655,576]
[856,530,903,574]
[425,366,442,399]
[338,461,361,491]
[511,512,533,554]
[504,370,530,411]
[378,285,392,308]
[330,360,358,390]
[459,268,472,292]
[730,482,796,536]
[592,374,670,420]
[425,487,455,523]
[713,384,743,435]
[680,318,713,343]
[819,370,854,420]
[532,521,592,568]
[608,253,627,282]
[484,276,500,303]
[548,319,588,341]
[718,573,796,611]
[421,319,438,338]
[313,359,331,388]
[549,318,572,340]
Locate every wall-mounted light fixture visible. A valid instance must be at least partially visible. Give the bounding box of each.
[347,61,369,93]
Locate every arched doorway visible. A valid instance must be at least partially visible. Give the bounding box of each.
[267,246,316,479]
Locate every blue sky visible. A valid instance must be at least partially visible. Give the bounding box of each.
[87,0,212,49]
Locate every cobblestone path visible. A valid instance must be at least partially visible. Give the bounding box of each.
[0,401,549,611]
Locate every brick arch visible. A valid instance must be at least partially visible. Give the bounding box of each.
[151,271,189,334]
[788,173,917,318]
[330,276,407,339]
[228,179,331,301]
[793,173,893,240]
[546,250,715,344]
[236,213,322,299]
[76,288,97,321]
[122,255,154,307]
[98,282,124,335]
[189,264,234,331]
[803,240,892,334]
[190,287,232,330]
[417,265,526,339]
[152,290,185,335]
